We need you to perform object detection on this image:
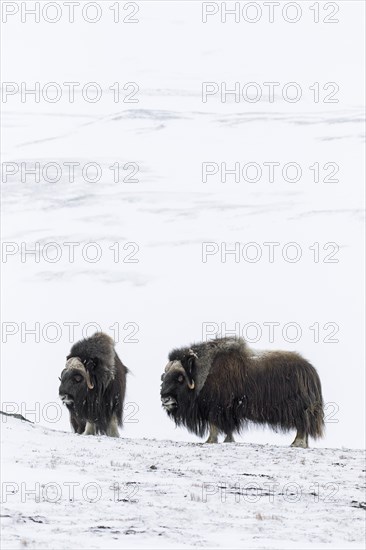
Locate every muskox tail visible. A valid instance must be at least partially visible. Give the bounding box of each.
[304,364,325,439]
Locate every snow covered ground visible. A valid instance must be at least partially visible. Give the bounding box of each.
[1,416,365,549]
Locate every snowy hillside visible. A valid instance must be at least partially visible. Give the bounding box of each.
[1,416,365,549]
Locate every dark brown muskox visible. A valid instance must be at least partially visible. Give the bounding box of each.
[160,337,324,448]
[59,332,127,437]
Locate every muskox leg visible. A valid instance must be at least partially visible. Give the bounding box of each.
[83,421,96,436]
[106,415,120,438]
[70,414,86,434]
[205,424,219,444]
[291,430,309,448]
[224,431,235,443]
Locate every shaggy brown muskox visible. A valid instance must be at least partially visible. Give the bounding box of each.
[160,337,324,448]
[59,332,127,437]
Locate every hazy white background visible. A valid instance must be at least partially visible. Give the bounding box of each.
[1,0,365,449]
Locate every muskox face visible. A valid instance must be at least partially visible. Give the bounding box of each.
[58,357,94,412]
[160,356,196,414]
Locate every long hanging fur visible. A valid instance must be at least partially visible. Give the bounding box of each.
[161,337,324,441]
[59,332,128,435]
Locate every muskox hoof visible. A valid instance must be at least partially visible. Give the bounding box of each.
[224,433,235,443]
[107,429,120,438]
[83,421,97,436]
[290,441,308,449]
[290,433,309,448]
[205,424,219,443]
[106,415,120,437]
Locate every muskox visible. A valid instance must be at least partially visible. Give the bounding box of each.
[160,337,324,448]
[59,332,127,437]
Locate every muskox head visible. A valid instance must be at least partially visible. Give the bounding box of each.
[160,349,197,414]
[58,356,96,412]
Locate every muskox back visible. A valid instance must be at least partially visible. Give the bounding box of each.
[59,332,128,437]
[160,337,324,447]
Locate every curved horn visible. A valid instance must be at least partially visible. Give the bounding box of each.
[185,350,197,389]
[163,359,195,389]
[65,357,94,390]
[165,360,182,372]
[85,370,94,390]
[65,357,84,372]
[164,361,174,372]
[187,379,195,390]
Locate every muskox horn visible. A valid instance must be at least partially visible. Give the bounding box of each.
[165,360,182,372]
[65,357,84,372]
[65,357,94,390]
[85,370,94,390]
[185,350,197,389]
[164,361,174,372]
